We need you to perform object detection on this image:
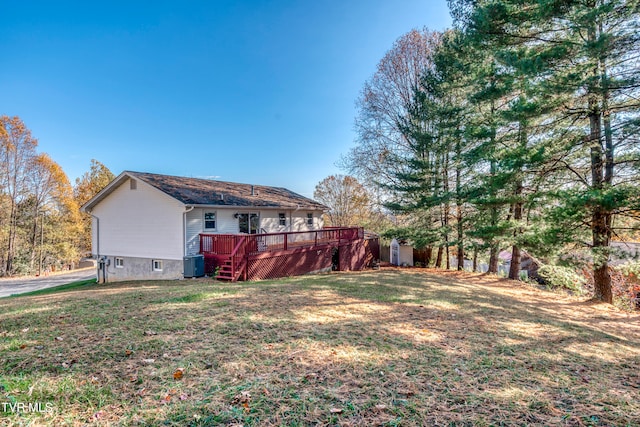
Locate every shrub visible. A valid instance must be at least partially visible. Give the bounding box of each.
[537,264,586,293]
[615,261,640,279]
[613,262,640,310]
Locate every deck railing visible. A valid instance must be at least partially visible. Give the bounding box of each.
[199,227,364,257]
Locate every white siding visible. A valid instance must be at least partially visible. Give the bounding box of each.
[92,178,185,260]
[289,211,322,232]
[260,210,289,233]
[185,209,202,255]
[217,209,239,233]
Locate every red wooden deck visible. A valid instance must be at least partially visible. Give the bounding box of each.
[199,227,378,281]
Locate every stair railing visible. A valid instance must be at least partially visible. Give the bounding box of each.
[229,236,247,281]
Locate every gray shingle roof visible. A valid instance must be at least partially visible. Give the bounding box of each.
[129,171,326,210]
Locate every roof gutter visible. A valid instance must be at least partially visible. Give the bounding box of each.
[185,204,325,211]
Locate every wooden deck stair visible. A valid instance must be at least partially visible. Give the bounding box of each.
[216,259,235,281]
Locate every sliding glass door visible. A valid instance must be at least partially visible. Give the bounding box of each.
[238,213,259,234]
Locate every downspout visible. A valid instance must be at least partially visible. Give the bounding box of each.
[183,205,195,256]
[89,212,102,283]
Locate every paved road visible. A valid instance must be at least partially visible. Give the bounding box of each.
[0,268,96,298]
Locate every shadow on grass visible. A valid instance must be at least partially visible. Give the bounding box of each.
[0,270,638,426]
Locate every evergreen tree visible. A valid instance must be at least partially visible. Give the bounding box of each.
[452,0,640,302]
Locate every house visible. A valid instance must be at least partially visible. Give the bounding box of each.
[82,171,378,282]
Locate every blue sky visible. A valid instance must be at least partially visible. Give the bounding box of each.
[1,1,451,198]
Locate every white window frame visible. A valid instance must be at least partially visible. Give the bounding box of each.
[115,257,124,268]
[203,211,217,231]
[152,260,163,272]
[278,212,286,226]
[307,213,313,226]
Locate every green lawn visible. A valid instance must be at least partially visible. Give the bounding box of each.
[1,269,638,426]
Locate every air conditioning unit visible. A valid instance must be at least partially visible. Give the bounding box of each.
[183,254,204,278]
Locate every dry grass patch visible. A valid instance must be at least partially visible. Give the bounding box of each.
[1,268,639,426]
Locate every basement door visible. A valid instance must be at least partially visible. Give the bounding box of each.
[238,213,259,234]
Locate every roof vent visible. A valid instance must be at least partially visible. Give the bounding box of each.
[251,185,255,196]
[220,194,224,201]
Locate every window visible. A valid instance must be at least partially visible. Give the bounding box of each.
[152,260,163,271]
[279,213,286,226]
[204,211,216,230]
[307,213,313,226]
[115,257,124,268]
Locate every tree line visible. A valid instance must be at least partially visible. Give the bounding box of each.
[0,116,114,277]
[343,0,640,303]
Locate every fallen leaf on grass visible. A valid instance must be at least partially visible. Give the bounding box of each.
[375,404,388,410]
[173,368,185,380]
[144,330,157,336]
[330,407,343,414]
[91,410,104,421]
[141,358,155,364]
[125,350,133,356]
[55,336,64,341]
[19,344,27,349]
[231,390,251,409]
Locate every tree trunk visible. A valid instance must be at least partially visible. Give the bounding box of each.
[455,132,464,271]
[446,245,450,270]
[509,120,526,280]
[488,245,499,274]
[435,246,444,268]
[592,208,613,303]
[509,245,521,280]
[473,248,478,272]
[5,200,16,275]
[29,207,39,273]
[425,246,432,267]
[588,22,612,303]
[442,151,450,270]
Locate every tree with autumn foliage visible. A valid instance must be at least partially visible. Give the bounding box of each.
[313,175,375,228]
[342,29,442,194]
[73,159,114,254]
[0,116,82,276]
